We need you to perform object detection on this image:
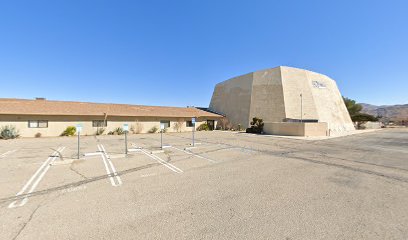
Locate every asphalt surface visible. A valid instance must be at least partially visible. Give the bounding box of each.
[0,128,407,239]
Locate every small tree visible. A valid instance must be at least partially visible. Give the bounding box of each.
[343,97,379,128]
[173,119,183,132]
[246,117,264,134]
[217,117,233,130]
[343,97,363,117]
[131,122,143,134]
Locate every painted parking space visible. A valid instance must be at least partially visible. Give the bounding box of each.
[7,147,66,208]
[1,133,261,209]
[0,145,65,200]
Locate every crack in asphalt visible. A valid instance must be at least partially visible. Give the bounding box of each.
[11,202,42,240]
[166,133,408,183]
[69,164,89,180]
[0,162,161,205]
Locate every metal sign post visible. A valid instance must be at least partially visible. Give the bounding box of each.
[123,124,129,154]
[76,124,82,159]
[192,117,196,147]
[160,123,165,149]
[300,93,303,123]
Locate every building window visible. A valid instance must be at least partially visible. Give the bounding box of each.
[160,120,170,128]
[93,120,107,127]
[28,120,48,128]
[186,121,194,127]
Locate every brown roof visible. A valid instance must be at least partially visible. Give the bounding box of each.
[0,98,222,118]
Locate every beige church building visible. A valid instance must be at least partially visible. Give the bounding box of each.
[0,98,222,137]
[209,66,354,136]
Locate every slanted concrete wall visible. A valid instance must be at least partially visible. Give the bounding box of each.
[249,68,286,124]
[280,67,319,121]
[305,70,355,133]
[209,73,254,127]
[264,122,328,136]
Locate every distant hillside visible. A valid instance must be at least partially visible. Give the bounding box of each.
[360,103,408,120]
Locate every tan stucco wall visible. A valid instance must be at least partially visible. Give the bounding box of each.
[280,67,319,120]
[264,122,328,136]
[209,73,254,128]
[0,115,218,137]
[250,68,286,123]
[209,66,354,133]
[305,70,355,133]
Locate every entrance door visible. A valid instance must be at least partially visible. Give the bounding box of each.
[207,120,215,130]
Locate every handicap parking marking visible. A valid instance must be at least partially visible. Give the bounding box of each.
[97,144,123,187]
[171,146,217,163]
[8,147,65,208]
[139,149,183,174]
[0,149,17,158]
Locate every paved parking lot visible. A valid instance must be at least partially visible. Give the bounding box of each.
[0,128,408,239]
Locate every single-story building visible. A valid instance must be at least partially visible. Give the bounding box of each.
[0,98,223,137]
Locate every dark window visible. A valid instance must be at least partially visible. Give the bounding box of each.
[28,120,48,128]
[93,120,107,127]
[160,120,170,128]
[186,121,194,127]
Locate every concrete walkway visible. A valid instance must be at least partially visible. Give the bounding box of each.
[235,128,384,141]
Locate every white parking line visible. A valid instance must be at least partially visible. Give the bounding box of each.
[140,149,183,173]
[97,144,122,187]
[8,147,65,208]
[171,146,216,163]
[0,149,17,158]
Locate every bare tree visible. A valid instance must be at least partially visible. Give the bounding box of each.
[217,117,232,130]
[131,122,144,134]
[173,119,184,132]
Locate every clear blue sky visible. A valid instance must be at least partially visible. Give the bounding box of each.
[1,0,407,107]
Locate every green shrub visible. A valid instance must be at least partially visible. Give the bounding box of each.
[246,117,264,134]
[148,126,158,133]
[61,126,76,136]
[96,128,105,135]
[0,125,20,139]
[35,132,42,138]
[114,127,124,135]
[197,123,209,131]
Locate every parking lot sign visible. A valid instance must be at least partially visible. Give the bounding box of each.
[123,124,129,132]
[76,124,82,133]
[192,118,196,146]
[76,124,82,159]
